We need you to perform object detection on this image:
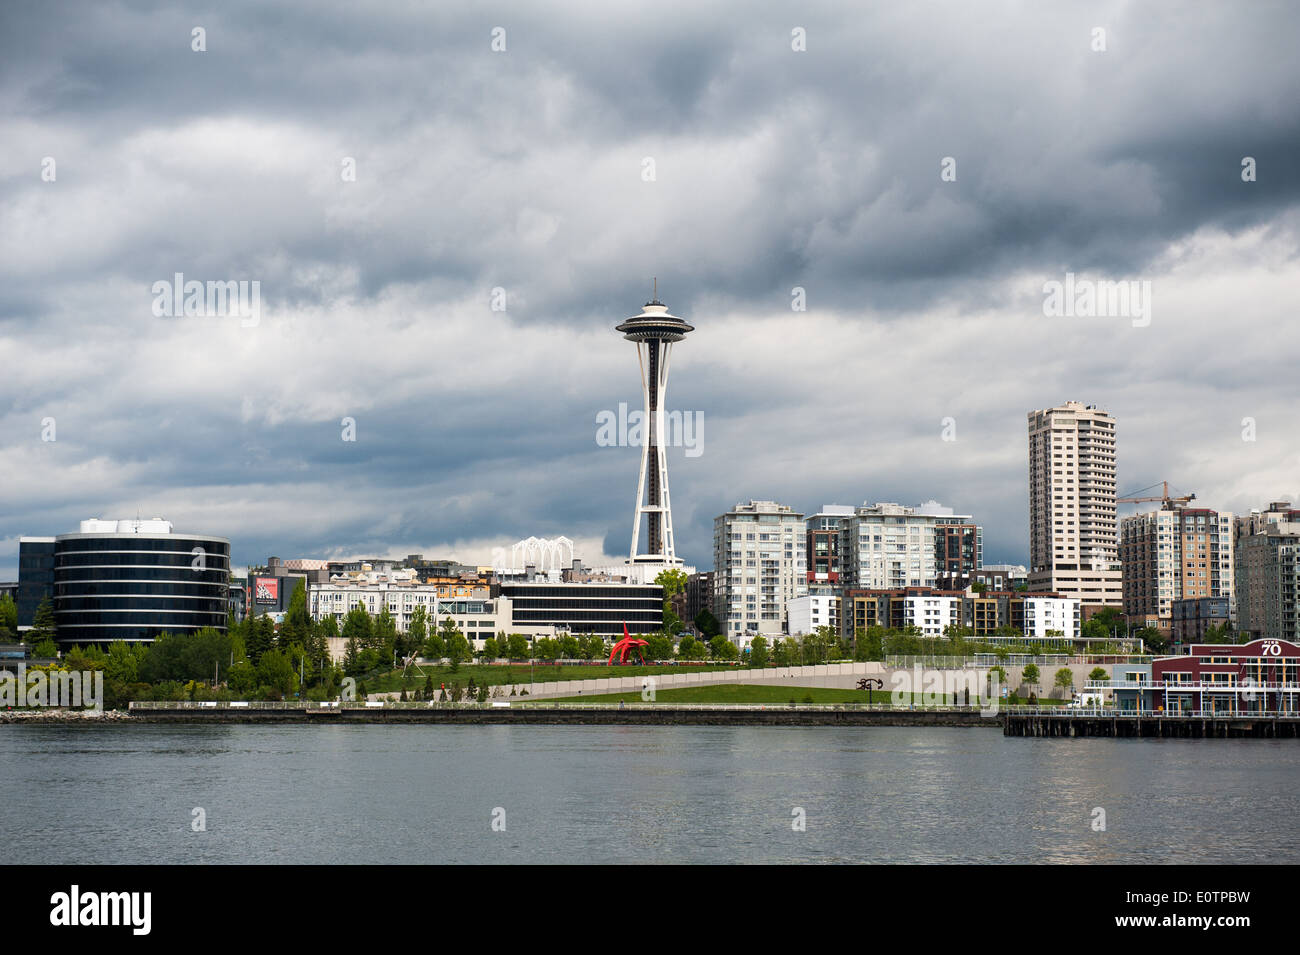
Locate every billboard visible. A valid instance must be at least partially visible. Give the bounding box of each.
[254,577,279,604]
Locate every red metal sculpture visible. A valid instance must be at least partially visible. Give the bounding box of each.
[608,623,650,665]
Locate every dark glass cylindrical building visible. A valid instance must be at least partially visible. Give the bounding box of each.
[47,519,230,645]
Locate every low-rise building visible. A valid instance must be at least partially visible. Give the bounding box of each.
[1106,639,1300,714]
[787,594,841,636]
[18,518,229,645]
[499,581,662,640]
[936,564,1028,592]
[962,591,1080,641]
[1170,596,1231,650]
[843,588,964,638]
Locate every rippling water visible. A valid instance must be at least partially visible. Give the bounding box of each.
[2,725,1295,864]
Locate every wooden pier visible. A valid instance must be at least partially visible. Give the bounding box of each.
[1003,709,1300,738]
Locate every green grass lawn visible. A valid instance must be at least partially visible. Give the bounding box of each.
[550,684,976,705]
[358,662,740,694]
[551,685,1071,705]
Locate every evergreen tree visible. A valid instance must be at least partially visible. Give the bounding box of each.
[373,604,398,659]
[245,612,274,665]
[279,579,311,650]
[29,595,57,644]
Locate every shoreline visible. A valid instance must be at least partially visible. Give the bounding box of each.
[6,707,1298,737]
[0,706,994,727]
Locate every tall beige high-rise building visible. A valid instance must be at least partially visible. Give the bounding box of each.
[1027,401,1122,607]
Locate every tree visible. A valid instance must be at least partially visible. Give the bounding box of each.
[749,635,769,668]
[341,604,372,649]
[408,605,429,654]
[694,608,721,638]
[441,617,469,671]
[654,568,688,600]
[987,666,1008,696]
[709,634,739,661]
[811,626,838,662]
[257,649,297,699]
[772,636,799,667]
[506,633,530,661]
[32,637,59,659]
[1137,626,1168,654]
[106,640,143,685]
[245,612,274,664]
[1083,607,1124,641]
[643,634,673,661]
[0,593,18,641]
[654,569,688,636]
[228,660,258,695]
[312,615,338,668]
[29,596,57,644]
[854,627,884,662]
[1021,663,1040,695]
[480,636,499,660]
[677,635,706,660]
[1088,666,1108,683]
[279,579,311,650]
[139,628,237,684]
[373,604,398,656]
[559,634,580,660]
[1054,668,1074,697]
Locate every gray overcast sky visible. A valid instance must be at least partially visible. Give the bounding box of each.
[2,0,1298,578]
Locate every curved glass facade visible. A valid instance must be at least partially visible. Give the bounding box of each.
[51,534,230,644]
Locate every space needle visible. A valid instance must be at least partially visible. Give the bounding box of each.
[616,282,693,576]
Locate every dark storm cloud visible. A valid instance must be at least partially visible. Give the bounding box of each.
[2,0,1299,574]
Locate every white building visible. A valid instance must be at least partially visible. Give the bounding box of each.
[901,592,963,638]
[308,574,553,661]
[1019,595,1081,640]
[787,594,841,636]
[713,500,807,646]
[1027,401,1122,607]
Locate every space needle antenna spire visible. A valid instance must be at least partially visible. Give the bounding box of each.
[615,285,693,571]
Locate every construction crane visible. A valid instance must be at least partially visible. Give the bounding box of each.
[1117,481,1196,507]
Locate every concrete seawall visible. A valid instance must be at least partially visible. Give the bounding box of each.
[113,704,995,727]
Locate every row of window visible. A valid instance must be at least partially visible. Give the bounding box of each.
[56,552,231,569]
[55,538,229,554]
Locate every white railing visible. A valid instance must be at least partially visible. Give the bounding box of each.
[1002,705,1300,718]
[1087,679,1300,692]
